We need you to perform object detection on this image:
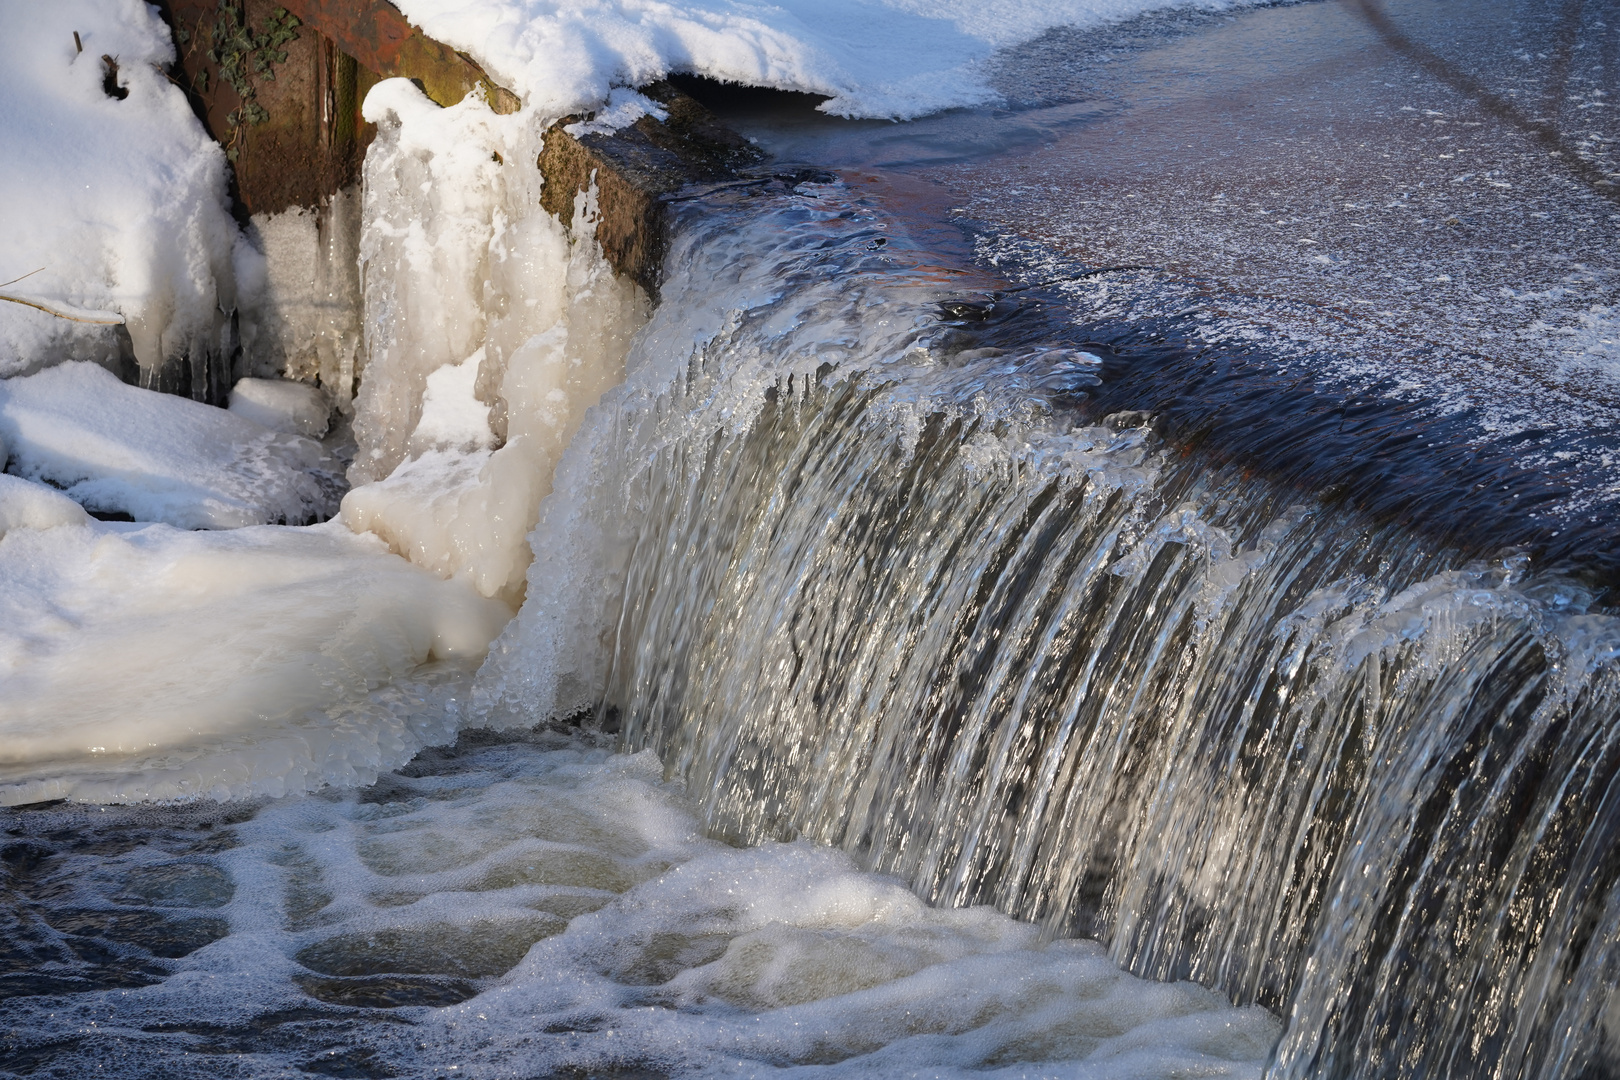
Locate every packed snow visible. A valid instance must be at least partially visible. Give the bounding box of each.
[393,0,1248,119]
[227,376,333,438]
[0,473,91,536]
[0,0,242,379]
[0,362,342,528]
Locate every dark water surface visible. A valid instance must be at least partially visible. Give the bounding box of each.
[679,0,1620,596]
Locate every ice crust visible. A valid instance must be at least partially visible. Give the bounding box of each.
[0,362,342,528]
[0,0,241,377]
[392,0,1244,119]
[0,518,510,806]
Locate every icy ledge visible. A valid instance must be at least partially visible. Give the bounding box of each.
[0,504,512,806]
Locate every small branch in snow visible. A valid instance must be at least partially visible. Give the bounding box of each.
[0,268,45,290]
[0,293,125,325]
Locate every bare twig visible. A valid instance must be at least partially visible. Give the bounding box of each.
[0,292,125,325]
[0,268,44,290]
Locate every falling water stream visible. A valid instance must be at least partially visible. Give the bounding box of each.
[4,127,1620,1080]
[483,177,1620,1078]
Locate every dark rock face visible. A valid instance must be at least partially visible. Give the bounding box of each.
[157,0,514,219]
[540,83,767,299]
[147,4,760,403]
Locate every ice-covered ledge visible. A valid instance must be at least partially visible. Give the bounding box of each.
[538,82,765,298]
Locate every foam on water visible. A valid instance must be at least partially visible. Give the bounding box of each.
[0,733,1279,1077]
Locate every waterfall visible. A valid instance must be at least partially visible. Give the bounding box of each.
[480,178,1620,1077]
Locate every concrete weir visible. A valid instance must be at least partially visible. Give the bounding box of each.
[155,0,759,398]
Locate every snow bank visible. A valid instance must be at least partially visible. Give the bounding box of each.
[0,518,512,805]
[0,362,343,528]
[0,0,241,378]
[394,0,1241,119]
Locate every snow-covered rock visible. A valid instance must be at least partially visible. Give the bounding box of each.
[0,474,91,537]
[0,362,344,528]
[0,0,243,379]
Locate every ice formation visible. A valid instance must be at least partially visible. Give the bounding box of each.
[0,0,241,378]
[0,518,511,806]
[236,190,364,400]
[0,362,342,528]
[341,79,648,605]
[392,0,1247,119]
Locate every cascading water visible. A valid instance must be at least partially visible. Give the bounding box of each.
[4,76,1617,1080]
[483,178,1620,1077]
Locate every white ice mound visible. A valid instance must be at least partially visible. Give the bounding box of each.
[341,443,542,606]
[409,351,496,454]
[0,474,91,536]
[0,0,242,377]
[392,0,1234,119]
[228,376,332,437]
[0,520,513,806]
[0,362,344,528]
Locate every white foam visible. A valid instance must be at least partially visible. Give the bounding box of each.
[0,740,1275,1074]
[0,0,242,378]
[0,520,511,806]
[228,377,333,438]
[0,361,342,528]
[392,0,1247,120]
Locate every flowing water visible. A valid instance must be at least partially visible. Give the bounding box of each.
[6,6,1620,1072]
[481,177,1620,1077]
